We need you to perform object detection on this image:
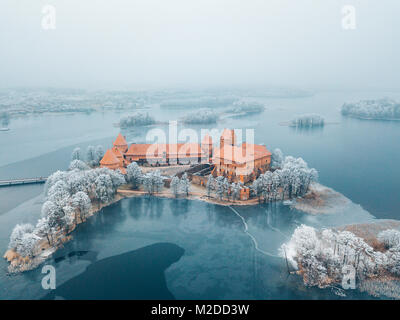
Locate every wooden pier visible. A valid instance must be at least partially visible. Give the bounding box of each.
[0,177,47,187]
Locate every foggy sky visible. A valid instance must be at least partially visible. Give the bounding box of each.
[1,0,400,90]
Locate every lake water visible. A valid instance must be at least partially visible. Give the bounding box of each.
[0,89,399,299]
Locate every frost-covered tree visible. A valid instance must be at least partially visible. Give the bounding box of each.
[47,180,70,208]
[8,224,34,251]
[71,147,82,161]
[126,162,142,189]
[44,170,68,195]
[281,224,400,289]
[95,145,105,165]
[231,182,242,201]
[206,174,214,198]
[170,176,180,198]
[215,176,229,200]
[180,173,190,196]
[378,229,400,249]
[86,145,97,166]
[16,232,40,258]
[271,148,284,169]
[94,174,114,204]
[35,217,53,245]
[41,200,66,231]
[142,170,164,195]
[71,191,92,223]
[69,159,89,171]
[252,155,318,202]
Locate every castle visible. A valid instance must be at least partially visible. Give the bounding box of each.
[100,129,271,184]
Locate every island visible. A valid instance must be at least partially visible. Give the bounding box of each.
[341,98,400,120]
[4,129,319,273]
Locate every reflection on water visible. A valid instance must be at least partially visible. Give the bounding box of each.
[43,243,184,300]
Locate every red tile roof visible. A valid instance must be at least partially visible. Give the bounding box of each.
[100,149,120,165]
[213,143,271,164]
[113,133,127,147]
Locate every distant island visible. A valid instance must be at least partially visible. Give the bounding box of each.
[119,112,156,128]
[341,98,400,120]
[181,108,218,124]
[290,114,325,128]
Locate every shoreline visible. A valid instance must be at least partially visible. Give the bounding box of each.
[2,181,361,273]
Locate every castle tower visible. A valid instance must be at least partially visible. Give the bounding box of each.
[113,133,128,153]
[100,149,120,170]
[201,134,213,162]
[220,129,236,149]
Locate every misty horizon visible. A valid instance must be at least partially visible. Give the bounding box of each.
[1,0,400,90]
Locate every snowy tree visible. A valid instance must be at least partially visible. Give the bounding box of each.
[95,145,105,165]
[35,217,53,245]
[251,177,263,202]
[44,170,68,195]
[215,176,229,200]
[142,170,164,195]
[94,174,114,204]
[47,180,70,208]
[180,173,190,196]
[71,147,82,161]
[271,148,284,169]
[170,176,180,198]
[71,191,92,223]
[231,182,242,201]
[69,159,89,171]
[206,174,214,198]
[126,162,143,189]
[281,224,400,289]
[8,224,34,251]
[16,232,40,258]
[98,167,126,190]
[86,145,97,166]
[41,200,66,231]
[378,229,400,249]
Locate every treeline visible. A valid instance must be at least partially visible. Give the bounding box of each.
[251,149,318,202]
[341,98,400,120]
[205,175,244,201]
[71,145,104,167]
[282,225,400,289]
[119,112,156,128]
[8,165,126,259]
